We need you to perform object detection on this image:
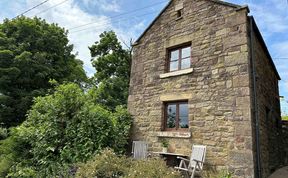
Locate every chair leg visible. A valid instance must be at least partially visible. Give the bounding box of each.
[191,168,196,178]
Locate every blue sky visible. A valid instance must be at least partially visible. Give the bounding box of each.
[0,0,287,103]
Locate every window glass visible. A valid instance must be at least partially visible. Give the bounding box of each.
[170,50,179,61]
[168,45,191,72]
[179,103,189,128]
[182,47,190,58]
[169,61,178,71]
[164,102,189,130]
[166,104,176,129]
[181,58,190,69]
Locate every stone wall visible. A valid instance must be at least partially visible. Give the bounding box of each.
[128,0,254,177]
[250,21,283,177]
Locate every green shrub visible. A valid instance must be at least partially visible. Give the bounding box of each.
[7,164,36,178]
[76,149,181,178]
[0,130,31,177]
[1,83,132,177]
[15,84,112,174]
[76,149,131,178]
[126,158,181,178]
[110,106,132,154]
[0,127,8,140]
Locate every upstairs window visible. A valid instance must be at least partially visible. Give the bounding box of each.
[168,46,191,72]
[164,101,189,131]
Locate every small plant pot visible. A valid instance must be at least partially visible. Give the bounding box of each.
[162,147,168,153]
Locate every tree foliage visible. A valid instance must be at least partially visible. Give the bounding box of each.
[89,31,131,110]
[0,83,132,177]
[0,16,87,127]
[0,129,32,177]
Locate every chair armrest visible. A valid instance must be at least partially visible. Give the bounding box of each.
[192,159,204,163]
[177,156,190,162]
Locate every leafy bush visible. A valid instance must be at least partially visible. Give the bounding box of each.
[0,127,8,140]
[0,130,31,177]
[7,164,36,178]
[76,149,181,178]
[126,158,181,178]
[76,149,131,178]
[109,106,132,154]
[2,83,132,177]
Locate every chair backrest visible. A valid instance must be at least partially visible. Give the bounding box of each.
[189,145,206,170]
[132,141,148,160]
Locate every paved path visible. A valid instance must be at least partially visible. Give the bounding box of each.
[269,166,288,178]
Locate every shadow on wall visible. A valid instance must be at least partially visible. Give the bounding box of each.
[282,121,288,165]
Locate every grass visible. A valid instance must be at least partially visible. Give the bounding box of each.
[282,116,288,121]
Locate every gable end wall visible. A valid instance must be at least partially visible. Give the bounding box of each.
[129,0,255,177]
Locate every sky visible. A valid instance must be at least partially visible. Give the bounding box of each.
[0,0,287,103]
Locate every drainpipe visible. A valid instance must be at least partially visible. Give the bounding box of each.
[249,16,262,178]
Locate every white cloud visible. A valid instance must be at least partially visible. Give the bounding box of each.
[249,3,288,36]
[0,0,143,77]
[81,0,121,12]
[24,0,114,77]
[99,0,121,12]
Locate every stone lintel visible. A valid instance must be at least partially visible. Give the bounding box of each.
[157,131,191,138]
[164,36,191,49]
[159,68,193,79]
[175,3,183,11]
[160,93,192,101]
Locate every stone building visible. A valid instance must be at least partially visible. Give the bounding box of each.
[128,0,283,177]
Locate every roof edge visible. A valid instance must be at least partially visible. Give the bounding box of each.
[132,0,173,46]
[210,0,241,8]
[236,5,250,13]
[133,0,246,46]
[250,16,281,80]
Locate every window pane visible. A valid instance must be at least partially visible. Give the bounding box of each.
[166,104,176,129]
[179,103,189,128]
[170,50,179,61]
[169,61,178,71]
[181,58,190,69]
[182,47,190,58]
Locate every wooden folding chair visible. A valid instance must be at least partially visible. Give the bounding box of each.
[175,145,206,178]
[131,141,149,160]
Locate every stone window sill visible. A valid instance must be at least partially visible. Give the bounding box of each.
[157,131,191,138]
[159,68,193,79]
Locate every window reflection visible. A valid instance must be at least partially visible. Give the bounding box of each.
[165,102,189,130]
[179,103,189,128]
[167,104,176,128]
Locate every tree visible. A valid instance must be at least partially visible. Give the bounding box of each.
[0,83,131,177]
[0,17,87,127]
[89,31,131,110]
